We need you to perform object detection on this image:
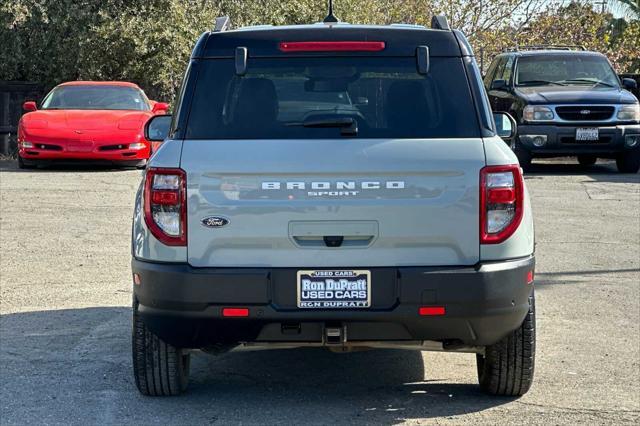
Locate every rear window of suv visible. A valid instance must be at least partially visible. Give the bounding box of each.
[185,57,480,139]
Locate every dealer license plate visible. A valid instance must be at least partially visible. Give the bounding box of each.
[575,128,599,141]
[297,270,371,309]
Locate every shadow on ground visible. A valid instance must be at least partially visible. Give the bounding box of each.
[0,307,514,424]
[524,159,639,183]
[0,159,139,173]
[535,268,640,287]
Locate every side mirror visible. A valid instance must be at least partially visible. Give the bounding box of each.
[490,79,508,91]
[23,101,37,112]
[152,102,169,113]
[494,112,517,144]
[622,78,638,90]
[145,115,172,142]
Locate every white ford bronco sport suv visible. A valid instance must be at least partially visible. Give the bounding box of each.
[132,14,536,397]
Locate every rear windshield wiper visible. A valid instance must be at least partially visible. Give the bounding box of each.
[517,80,566,87]
[559,78,616,87]
[286,117,358,136]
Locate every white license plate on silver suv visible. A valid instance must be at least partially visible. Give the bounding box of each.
[576,128,599,141]
[297,270,371,309]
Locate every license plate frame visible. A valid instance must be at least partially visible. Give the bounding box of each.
[575,127,599,141]
[297,270,371,309]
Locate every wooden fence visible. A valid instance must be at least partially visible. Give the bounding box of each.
[0,82,44,155]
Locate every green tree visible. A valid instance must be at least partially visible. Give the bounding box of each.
[514,2,640,73]
[1,0,638,101]
[0,1,224,100]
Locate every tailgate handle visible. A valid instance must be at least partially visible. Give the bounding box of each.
[292,235,373,248]
[289,221,378,249]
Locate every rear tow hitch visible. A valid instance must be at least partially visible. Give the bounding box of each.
[324,325,346,346]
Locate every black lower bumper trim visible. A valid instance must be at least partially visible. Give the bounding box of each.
[132,256,535,348]
[518,124,640,156]
[20,158,146,168]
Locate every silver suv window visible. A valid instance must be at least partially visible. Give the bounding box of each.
[185,57,480,139]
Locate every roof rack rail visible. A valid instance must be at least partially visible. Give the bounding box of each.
[213,16,230,32]
[505,44,586,52]
[431,15,450,31]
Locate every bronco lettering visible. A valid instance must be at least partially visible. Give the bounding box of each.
[262,181,405,190]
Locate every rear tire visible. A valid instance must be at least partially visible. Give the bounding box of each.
[477,293,535,396]
[616,149,640,173]
[577,155,597,166]
[132,301,190,396]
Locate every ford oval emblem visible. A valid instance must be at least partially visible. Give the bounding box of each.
[201,216,229,228]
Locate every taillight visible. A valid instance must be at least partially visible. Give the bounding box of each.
[144,168,187,246]
[278,41,386,52]
[480,164,524,244]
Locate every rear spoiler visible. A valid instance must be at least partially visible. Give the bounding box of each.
[197,14,464,60]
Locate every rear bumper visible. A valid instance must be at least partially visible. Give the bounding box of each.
[518,123,640,156]
[132,256,535,349]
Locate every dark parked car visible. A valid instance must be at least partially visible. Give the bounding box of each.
[484,47,640,172]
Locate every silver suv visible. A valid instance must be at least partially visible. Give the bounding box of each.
[131,15,536,397]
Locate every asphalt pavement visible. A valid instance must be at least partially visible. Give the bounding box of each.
[1,159,639,425]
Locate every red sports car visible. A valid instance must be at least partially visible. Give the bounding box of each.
[17,81,168,169]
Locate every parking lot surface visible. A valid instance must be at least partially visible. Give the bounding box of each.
[1,159,639,425]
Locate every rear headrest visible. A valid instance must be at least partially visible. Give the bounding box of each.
[234,78,278,125]
[385,81,430,131]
